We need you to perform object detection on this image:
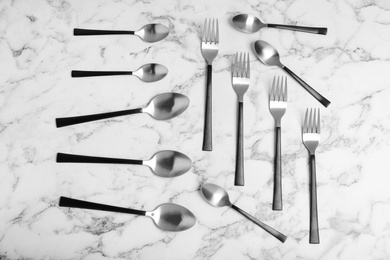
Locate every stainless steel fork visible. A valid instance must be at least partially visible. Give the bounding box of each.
[269,76,287,211]
[201,18,219,151]
[232,52,250,186]
[302,108,321,244]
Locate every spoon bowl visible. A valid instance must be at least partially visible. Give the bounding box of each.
[147,203,196,231]
[232,14,265,33]
[253,40,283,67]
[133,63,168,82]
[144,93,190,120]
[135,24,170,43]
[144,150,192,177]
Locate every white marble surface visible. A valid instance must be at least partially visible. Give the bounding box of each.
[1,0,390,259]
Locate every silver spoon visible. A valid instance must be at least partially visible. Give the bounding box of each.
[57,150,192,178]
[59,197,196,232]
[201,183,287,243]
[253,40,330,107]
[56,92,190,128]
[232,14,327,35]
[71,63,168,83]
[74,23,170,43]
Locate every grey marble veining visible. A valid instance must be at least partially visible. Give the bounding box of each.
[1,0,390,259]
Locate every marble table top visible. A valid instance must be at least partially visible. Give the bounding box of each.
[1,0,390,259]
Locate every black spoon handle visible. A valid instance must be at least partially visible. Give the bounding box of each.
[234,101,244,186]
[309,154,320,244]
[267,24,327,35]
[74,28,135,35]
[59,197,146,215]
[231,204,287,243]
[272,126,282,210]
[57,153,143,165]
[56,108,142,128]
[72,70,133,77]
[282,66,331,107]
[202,64,213,151]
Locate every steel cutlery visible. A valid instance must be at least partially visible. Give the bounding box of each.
[232,14,327,35]
[253,40,330,107]
[231,52,250,186]
[269,76,287,211]
[56,92,189,128]
[201,183,287,242]
[74,23,170,43]
[71,63,168,82]
[302,108,321,244]
[59,197,196,232]
[201,18,219,151]
[57,150,192,178]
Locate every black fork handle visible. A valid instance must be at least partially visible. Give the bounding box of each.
[309,154,320,244]
[234,101,244,186]
[202,64,213,151]
[272,126,282,210]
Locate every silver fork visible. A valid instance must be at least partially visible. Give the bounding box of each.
[269,76,287,211]
[302,108,321,244]
[232,52,250,186]
[201,18,219,151]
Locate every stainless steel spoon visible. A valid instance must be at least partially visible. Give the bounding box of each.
[253,40,330,107]
[71,63,168,82]
[201,183,287,243]
[232,14,327,35]
[56,92,189,128]
[57,150,192,178]
[59,197,196,232]
[74,23,170,43]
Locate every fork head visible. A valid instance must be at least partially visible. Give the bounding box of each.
[269,76,287,126]
[302,108,321,155]
[232,52,250,101]
[201,18,219,64]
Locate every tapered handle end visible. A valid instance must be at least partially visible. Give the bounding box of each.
[319,28,328,35]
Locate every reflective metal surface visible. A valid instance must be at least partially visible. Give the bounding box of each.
[134,23,170,43]
[143,150,192,177]
[146,203,196,232]
[133,63,168,82]
[200,183,232,207]
[232,14,264,33]
[143,93,190,120]
[253,40,283,67]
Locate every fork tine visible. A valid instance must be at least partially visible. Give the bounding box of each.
[317,108,321,133]
[246,53,250,78]
[283,76,287,102]
[211,19,215,43]
[233,52,238,77]
[277,76,282,101]
[215,19,219,43]
[271,77,276,101]
[303,108,309,133]
[202,18,207,42]
[309,108,313,133]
